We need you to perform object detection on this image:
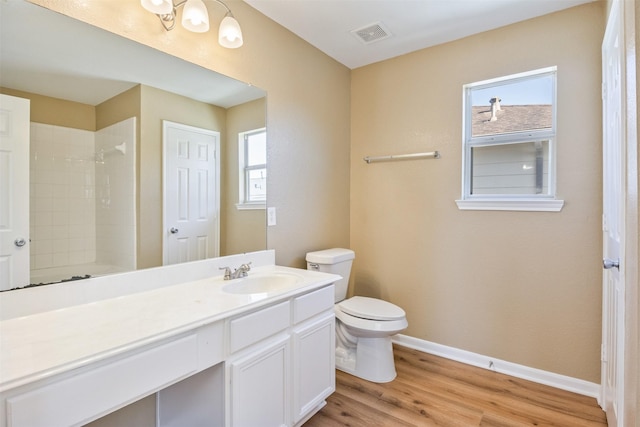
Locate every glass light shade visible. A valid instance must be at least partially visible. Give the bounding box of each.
[218,14,243,48]
[141,0,173,15]
[182,0,210,33]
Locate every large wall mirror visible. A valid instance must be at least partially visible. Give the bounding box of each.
[0,1,267,291]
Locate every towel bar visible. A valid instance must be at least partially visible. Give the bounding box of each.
[363,151,440,164]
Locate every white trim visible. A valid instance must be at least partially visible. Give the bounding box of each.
[461,67,559,203]
[238,127,267,206]
[455,199,564,212]
[235,203,266,211]
[392,334,600,400]
[464,66,558,89]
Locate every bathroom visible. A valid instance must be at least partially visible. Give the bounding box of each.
[0,0,633,425]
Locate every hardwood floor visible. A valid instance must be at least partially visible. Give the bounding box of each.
[305,345,607,427]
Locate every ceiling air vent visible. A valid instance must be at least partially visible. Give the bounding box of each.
[350,22,392,45]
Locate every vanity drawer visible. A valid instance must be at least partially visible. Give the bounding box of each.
[293,285,334,324]
[7,335,198,427]
[229,301,290,353]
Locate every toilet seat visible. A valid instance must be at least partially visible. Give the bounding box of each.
[338,296,405,321]
[334,304,408,338]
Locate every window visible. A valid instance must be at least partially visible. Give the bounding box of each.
[456,67,564,211]
[237,128,266,209]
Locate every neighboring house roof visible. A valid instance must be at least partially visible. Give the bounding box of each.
[472,104,552,136]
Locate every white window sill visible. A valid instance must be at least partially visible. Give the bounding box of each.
[236,203,266,211]
[455,199,564,212]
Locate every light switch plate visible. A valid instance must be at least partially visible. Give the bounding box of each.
[267,207,277,226]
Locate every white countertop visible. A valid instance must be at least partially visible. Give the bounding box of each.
[0,264,338,393]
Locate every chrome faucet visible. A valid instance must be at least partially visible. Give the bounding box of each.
[219,262,252,280]
[231,263,251,279]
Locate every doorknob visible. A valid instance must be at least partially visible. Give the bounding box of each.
[170,227,179,234]
[603,258,620,270]
[14,238,27,247]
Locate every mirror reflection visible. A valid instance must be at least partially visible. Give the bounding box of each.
[0,1,267,291]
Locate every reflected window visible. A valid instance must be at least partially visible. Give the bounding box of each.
[457,67,563,211]
[238,128,266,209]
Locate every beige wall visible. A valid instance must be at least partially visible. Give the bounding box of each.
[223,97,266,256]
[98,87,266,265]
[1,87,95,130]
[138,85,228,268]
[351,2,605,383]
[96,85,141,131]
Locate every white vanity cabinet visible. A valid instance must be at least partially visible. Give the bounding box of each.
[226,285,335,427]
[0,258,339,427]
[291,286,335,425]
[226,301,292,427]
[2,321,224,427]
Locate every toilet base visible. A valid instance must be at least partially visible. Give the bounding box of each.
[335,335,397,383]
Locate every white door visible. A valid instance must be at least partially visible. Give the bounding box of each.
[601,1,625,425]
[163,121,220,265]
[0,94,30,290]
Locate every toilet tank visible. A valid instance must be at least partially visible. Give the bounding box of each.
[306,248,355,303]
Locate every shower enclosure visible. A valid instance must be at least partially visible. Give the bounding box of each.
[29,117,136,285]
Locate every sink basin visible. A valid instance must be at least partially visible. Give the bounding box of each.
[221,272,303,294]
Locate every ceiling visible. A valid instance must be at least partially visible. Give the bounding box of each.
[243,0,597,69]
[0,0,597,106]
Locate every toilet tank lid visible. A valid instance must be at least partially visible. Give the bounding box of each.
[306,248,355,264]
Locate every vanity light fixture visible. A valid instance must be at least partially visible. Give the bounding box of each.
[141,0,243,48]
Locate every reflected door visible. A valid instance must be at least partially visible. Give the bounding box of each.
[0,94,30,290]
[601,2,625,425]
[163,121,220,265]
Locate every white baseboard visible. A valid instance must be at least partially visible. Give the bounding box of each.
[392,334,601,400]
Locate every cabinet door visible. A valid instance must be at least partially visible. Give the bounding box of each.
[229,335,290,427]
[292,312,335,423]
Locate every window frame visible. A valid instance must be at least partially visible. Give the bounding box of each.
[456,66,564,212]
[237,127,266,210]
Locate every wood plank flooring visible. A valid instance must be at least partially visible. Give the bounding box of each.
[305,345,607,427]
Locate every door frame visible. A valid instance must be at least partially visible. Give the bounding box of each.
[162,120,221,265]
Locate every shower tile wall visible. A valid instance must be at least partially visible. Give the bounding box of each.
[30,123,96,270]
[29,119,137,276]
[95,117,136,271]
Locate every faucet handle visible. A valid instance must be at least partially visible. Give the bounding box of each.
[240,262,252,271]
[219,266,232,280]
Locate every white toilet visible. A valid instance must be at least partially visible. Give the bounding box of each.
[306,248,408,383]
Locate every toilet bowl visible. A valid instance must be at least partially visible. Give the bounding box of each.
[334,296,408,382]
[306,249,408,383]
